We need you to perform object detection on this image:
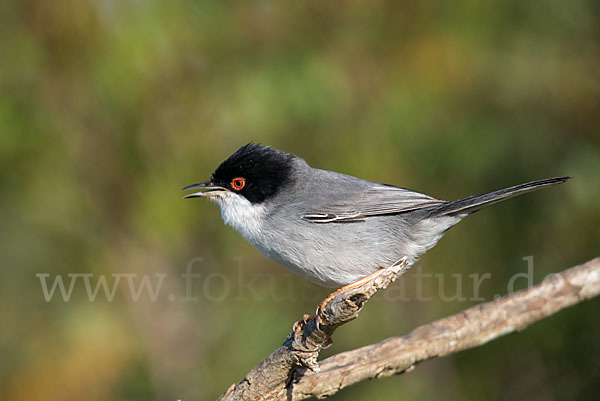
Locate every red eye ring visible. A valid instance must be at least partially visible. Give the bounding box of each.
[231,177,246,191]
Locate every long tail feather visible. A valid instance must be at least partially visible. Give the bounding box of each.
[430,176,571,217]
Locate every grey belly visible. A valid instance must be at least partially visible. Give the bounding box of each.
[250,214,460,287]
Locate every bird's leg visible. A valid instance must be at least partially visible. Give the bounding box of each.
[315,257,409,328]
[316,268,387,322]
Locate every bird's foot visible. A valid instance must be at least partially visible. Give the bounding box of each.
[291,313,313,333]
[315,273,380,322]
[315,259,408,327]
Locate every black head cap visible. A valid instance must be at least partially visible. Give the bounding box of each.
[211,143,297,204]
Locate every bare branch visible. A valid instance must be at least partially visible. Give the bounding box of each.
[217,258,409,400]
[218,257,600,400]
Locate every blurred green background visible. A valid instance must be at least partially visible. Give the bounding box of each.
[1,0,599,400]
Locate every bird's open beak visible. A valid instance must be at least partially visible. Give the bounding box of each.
[182,181,228,198]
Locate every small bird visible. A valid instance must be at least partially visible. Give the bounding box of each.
[184,144,569,288]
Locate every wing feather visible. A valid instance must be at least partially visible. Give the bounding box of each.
[301,186,445,223]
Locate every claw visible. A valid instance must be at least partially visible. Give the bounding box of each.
[292,314,311,334]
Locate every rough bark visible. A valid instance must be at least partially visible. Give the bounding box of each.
[218,257,600,400]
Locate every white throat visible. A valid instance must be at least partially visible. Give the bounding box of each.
[211,192,266,241]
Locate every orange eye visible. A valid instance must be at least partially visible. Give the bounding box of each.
[231,177,246,191]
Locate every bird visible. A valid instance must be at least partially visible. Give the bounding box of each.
[183,143,570,289]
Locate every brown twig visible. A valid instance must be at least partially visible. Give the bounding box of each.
[217,257,600,400]
[217,258,409,400]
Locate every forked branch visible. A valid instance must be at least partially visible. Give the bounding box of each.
[218,257,600,400]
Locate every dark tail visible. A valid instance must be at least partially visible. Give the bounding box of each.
[430,176,571,217]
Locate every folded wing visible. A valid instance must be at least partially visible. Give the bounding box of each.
[302,185,445,223]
